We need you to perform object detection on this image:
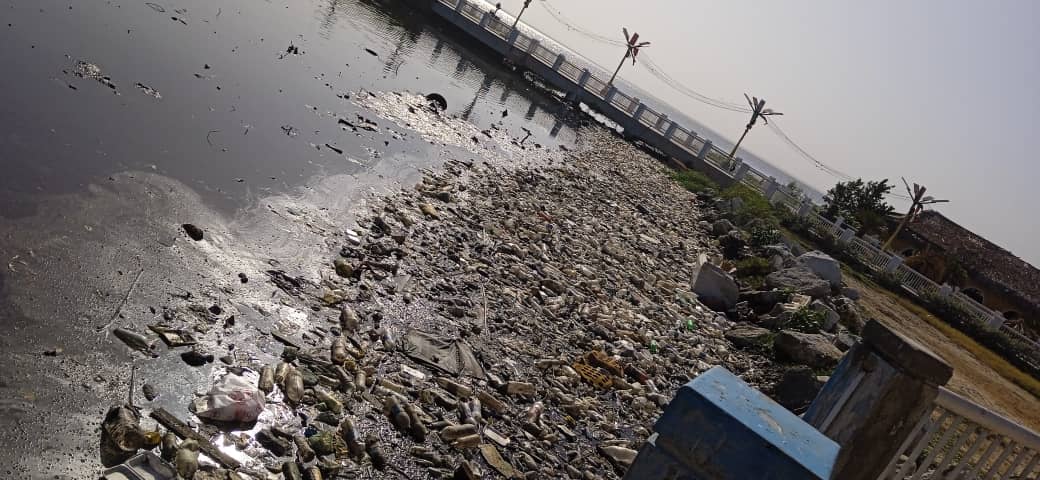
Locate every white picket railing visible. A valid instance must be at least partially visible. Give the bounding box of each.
[880,388,1040,479]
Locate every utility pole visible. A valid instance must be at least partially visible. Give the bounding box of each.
[510,0,532,30]
[729,94,782,157]
[608,28,650,85]
[882,178,949,250]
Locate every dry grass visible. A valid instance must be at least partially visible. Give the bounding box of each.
[849,268,1040,399]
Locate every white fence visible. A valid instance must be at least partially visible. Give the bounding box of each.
[880,388,1040,479]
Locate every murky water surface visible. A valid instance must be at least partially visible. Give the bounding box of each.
[0,0,583,476]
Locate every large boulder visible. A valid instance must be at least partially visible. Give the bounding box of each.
[725,326,773,349]
[764,267,831,298]
[711,219,735,237]
[797,251,842,288]
[692,263,739,312]
[774,331,844,368]
[810,300,841,332]
[833,297,866,333]
[772,366,827,412]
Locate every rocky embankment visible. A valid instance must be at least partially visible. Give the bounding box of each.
[102,112,873,478]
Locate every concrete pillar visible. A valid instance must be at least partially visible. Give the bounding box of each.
[883,254,903,273]
[454,0,466,12]
[763,176,779,200]
[838,227,856,245]
[733,163,750,181]
[626,367,838,480]
[632,102,646,120]
[797,199,813,218]
[987,313,1006,330]
[577,69,591,87]
[628,97,640,114]
[805,320,952,480]
[604,86,617,103]
[479,11,491,27]
[664,122,678,137]
[938,283,953,297]
[696,140,713,161]
[833,216,845,229]
[507,29,519,44]
[552,53,566,70]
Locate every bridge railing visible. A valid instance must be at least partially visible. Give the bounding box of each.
[880,387,1040,479]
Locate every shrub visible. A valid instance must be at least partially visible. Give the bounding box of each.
[735,257,773,278]
[721,185,779,227]
[748,224,782,247]
[873,271,903,292]
[782,306,826,333]
[671,170,718,195]
[920,292,1040,379]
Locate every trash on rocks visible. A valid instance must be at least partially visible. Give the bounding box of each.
[192,373,265,423]
[101,452,176,480]
[160,431,178,462]
[480,444,521,478]
[112,328,157,356]
[100,405,154,467]
[404,329,486,378]
[365,436,388,470]
[424,92,447,111]
[148,324,198,347]
[174,439,200,479]
[181,223,204,241]
[180,349,215,366]
[258,365,275,393]
[149,408,241,469]
[141,383,159,401]
[338,418,366,458]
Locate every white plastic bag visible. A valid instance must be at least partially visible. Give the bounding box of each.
[195,373,265,423]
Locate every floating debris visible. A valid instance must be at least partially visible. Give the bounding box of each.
[134,82,162,99]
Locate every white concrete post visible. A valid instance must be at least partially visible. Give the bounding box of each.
[604,86,617,103]
[479,10,492,27]
[577,69,591,87]
[454,0,466,12]
[633,102,647,120]
[552,54,566,70]
[987,313,1006,330]
[629,97,640,114]
[797,199,813,217]
[833,216,845,229]
[664,123,678,137]
[883,254,903,273]
[763,176,779,199]
[696,140,713,161]
[732,163,750,181]
[838,227,856,245]
[938,283,953,298]
[507,29,520,44]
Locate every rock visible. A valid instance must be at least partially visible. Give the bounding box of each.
[840,287,860,301]
[598,445,638,469]
[717,231,746,259]
[501,381,535,397]
[765,267,831,298]
[711,219,735,237]
[797,251,842,288]
[419,203,439,218]
[180,350,214,366]
[182,223,204,241]
[175,439,200,480]
[256,428,291,456]
[772,366,826,411]
[835,331,860,352]
[833,297,866,333]
[333,259,354,278]
[738,290,788,311]
[810,300,840,332]
[724,326,773,349]
[774,331,844,368]
[692,263,739,312]
[142,383,158,401]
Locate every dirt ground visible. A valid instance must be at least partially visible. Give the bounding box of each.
[844,274,1040,431]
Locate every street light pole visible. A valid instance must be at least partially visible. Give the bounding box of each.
[607,28,650,86]
[510,0,532,31]
[729,94,782,158]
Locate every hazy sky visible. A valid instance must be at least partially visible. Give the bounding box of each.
[495,0,1040,265]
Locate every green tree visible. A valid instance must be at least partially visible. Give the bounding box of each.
[822,179,895,235]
